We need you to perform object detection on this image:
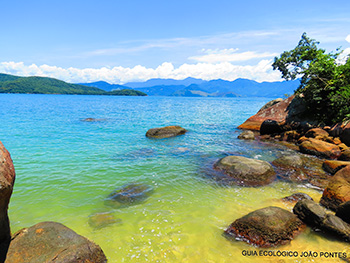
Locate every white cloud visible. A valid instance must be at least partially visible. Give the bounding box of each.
[189,48,279,63]
[346,34,350,43]
[0,60,282,84]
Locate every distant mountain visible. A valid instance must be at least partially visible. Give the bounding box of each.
[78,81,129,92]
[124,77,205,88]
[0,73,147,96]
[124,78,299,97]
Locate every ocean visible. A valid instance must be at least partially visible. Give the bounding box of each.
[1,94,344,262]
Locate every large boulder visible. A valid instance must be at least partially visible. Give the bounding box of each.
[336,201,350,224]
[299,138,341,159]
[293,199,350,241]
[304,128,329,139]
[0,142,16,262]
[320,166,350,211]
[238,96,295,131]
[225,206,305,248]
[146,125,187,139]
[105,182,154,208]
[5,221,107,263]
[272,154,308,182]
[213,156,276,186]
[260,119,283,135]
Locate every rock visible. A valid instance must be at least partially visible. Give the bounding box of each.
[224,206,305,248]
[146,125,187,139]
[320,166,350,211]
[282,193,313,203]
[214,156,276,186]
[88,212,122,229]
[5,221,107,263]
[299,138,341,159]
[293,199,350,241]
[340,122,350,146]
[260,119,283,135]
[238,96,295,131]
[305,128,329,139]
[259,98,283,112]
[272,155,308,182]
[0,141,16,262]
[282,130,300,142]
[322,160,350,175]
[237,130,255,140]
[339,149,350,161]
[105,183,154,208]
[81,118,106,122]
[336,201,350,224]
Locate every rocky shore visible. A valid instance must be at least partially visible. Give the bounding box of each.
[224,95,350,251]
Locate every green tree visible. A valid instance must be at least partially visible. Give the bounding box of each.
[272,33,350,124]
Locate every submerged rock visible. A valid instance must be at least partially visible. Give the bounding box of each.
[88,212,122,229]
[225,206,305,248]
[0,141,16,262]
[293,199,350,241]
[105,183,154,208]
[214,156,276,186]
[237,130,255,140]
[299,138,341,159]
[282,193,313,203]
[6,221,107,263]
[320,165,350,211]
[272,154,307,182]
[146,125,187,139]
[81,118,106,122]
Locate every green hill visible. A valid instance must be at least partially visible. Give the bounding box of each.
[0,73,147,96]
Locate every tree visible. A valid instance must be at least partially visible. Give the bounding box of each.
[272,33,350,124]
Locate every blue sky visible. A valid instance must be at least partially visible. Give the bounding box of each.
[1,0,350,83]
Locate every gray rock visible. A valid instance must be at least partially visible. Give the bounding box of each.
[214,156,276,186]
[237,130,255,140]
[146,125,187,139]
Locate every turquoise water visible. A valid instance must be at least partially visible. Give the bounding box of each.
[1,94,346,262]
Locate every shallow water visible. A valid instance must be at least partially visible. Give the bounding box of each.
[1,94,347,262]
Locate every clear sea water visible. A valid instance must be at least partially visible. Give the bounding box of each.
[0,94,346,262]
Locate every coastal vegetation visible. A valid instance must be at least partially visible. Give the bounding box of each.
[0,73,147,96]
[273,33,350,124]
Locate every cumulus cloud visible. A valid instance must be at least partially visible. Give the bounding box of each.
[188,48,279,63]
[346,34,350,43]
[0,60,282,84]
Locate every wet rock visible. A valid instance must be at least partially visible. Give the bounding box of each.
[272,155,308,182]
[105,183,154,208]
[213,156,276,186]
[5,221,107,263]
[340,122,350,146]
[88,212,122,229]
[336,201,350,224]
[225,206,305,248]
[282,193,313,203]
[305,128,329,139]
[0,141,16,262]
[299,138,341,159]
[339,149,350,161]
[320,166,350,211]
[322,160,350,175]
[146,125,187,139]
[293,199,350,241]
[237,130,255,140]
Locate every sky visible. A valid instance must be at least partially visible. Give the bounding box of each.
[1,0,350,84]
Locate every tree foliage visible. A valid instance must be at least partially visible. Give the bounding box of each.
[272,33,350,124]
